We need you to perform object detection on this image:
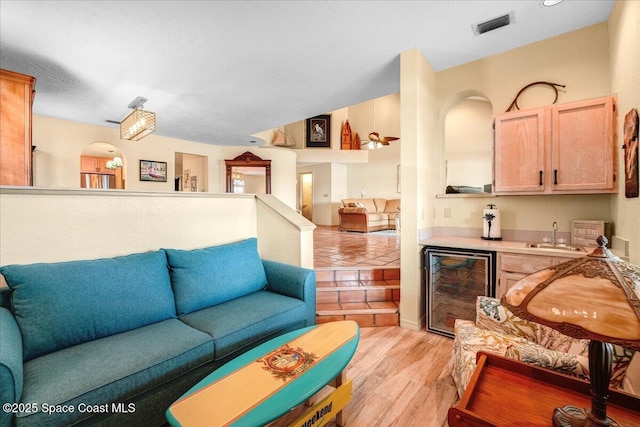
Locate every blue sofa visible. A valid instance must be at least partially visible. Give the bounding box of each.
[0,238,316,427]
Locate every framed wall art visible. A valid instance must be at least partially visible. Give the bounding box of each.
[139,160,167,182]
[624,108,639,198]
[305,115,331,148]
[183,169,191,190]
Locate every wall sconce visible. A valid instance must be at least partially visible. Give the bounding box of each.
[120,96,156,141]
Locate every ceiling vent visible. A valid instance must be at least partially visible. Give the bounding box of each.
[472,11,515,36]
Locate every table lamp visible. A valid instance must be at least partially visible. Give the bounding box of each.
[502,236,640,427]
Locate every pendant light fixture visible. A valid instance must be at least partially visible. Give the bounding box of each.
[120,96,156,141]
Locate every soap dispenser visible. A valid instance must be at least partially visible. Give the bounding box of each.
[481,204,502,240]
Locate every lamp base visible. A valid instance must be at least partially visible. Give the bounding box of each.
[553,406,620,427]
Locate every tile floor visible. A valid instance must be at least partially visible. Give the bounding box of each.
[313,226,400,268]
[313,226,401,326]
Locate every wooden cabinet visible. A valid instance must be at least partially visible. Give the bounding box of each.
[494,96,617,195]
[496,252,574,298]
[0,69,36,186]
[494,108,547,193]
[551,97,616,192]
[80,156,114,174]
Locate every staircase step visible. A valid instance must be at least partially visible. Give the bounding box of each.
[315,266,400,327]
[315,266,400,282]
[316,302,399,328]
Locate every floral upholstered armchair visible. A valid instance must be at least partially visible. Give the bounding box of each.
[451,296,640,398]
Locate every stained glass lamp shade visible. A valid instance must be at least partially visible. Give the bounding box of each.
[502,236,640,427]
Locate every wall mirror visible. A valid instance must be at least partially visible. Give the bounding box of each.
[225,151,271,194]
[444,96,493,192]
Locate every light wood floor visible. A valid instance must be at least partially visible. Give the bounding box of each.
[269,326,459,427]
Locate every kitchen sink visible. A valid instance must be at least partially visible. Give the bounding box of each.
[525,242,585,252]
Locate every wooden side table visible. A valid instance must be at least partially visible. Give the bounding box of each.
[449,352,640,426]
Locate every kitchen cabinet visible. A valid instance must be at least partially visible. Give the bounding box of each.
[496,252,574,298]
[494,96,617,195]
[0,69,36,186]
[81,156,114,174]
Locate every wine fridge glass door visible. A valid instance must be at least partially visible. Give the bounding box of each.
[425,247,495,337]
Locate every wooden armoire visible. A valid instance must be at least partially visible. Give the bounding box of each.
[0,68,36,186]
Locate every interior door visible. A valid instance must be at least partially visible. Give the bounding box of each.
[299,172,313,221]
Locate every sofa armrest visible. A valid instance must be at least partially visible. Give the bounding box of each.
[451,319,531,397]
[0,307,23,425]
[262,260,316,326]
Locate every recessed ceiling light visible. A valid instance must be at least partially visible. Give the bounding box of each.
[542,0,564,6]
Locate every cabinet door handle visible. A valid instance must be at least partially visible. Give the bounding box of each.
[539,171,543,186]
[554,169,558,185]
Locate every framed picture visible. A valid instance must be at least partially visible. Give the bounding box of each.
[191,176,198,192]
[139,160,167,182]
[183,169,191,190]
[624,108,638,198]
[306,115,331,148]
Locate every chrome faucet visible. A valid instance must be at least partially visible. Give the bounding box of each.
[552,221,558,245]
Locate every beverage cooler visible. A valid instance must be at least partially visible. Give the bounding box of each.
[423,246,496,338]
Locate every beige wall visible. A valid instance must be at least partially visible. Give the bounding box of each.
[32,115,224,193]
[400,48,438,330]
[0,189,314,269]
[609,0,640,265]
[31,115,299,209]
[433,22,615,237]
[0,189,255,265]
[291,94,402,226]
[445,98,493,188]
[346,93,402,201]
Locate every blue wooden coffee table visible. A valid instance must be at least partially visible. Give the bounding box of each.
[166,320,360,427]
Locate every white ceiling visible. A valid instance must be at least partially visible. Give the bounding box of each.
[0,0,614,147]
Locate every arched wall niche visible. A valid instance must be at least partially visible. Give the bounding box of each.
[80,141,126,189]
[439,90,494,193]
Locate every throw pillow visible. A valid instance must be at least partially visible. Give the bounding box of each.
[166,238,267,315]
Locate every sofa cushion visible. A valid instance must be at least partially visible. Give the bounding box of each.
[367,213,389,222]
[475,295,584,353]
[15,319,213,427]
[0,250,175,361]
[166,238,268,316]
[373,198,388,212]
[384,199,400,212]
[504,341,589,380]
[179,290,307,362]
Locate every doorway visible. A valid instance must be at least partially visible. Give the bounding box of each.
[299,172,313,221]
[80,142,125,189]
[175,152,208,192]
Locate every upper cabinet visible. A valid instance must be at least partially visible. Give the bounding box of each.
[80,156,114,175]
[0,69,36,186]
[493,96,617,195]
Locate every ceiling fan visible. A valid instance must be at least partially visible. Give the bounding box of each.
[359,99,399,149]
[360,131,399,149]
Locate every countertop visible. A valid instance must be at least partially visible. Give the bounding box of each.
[419,235,593,258]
